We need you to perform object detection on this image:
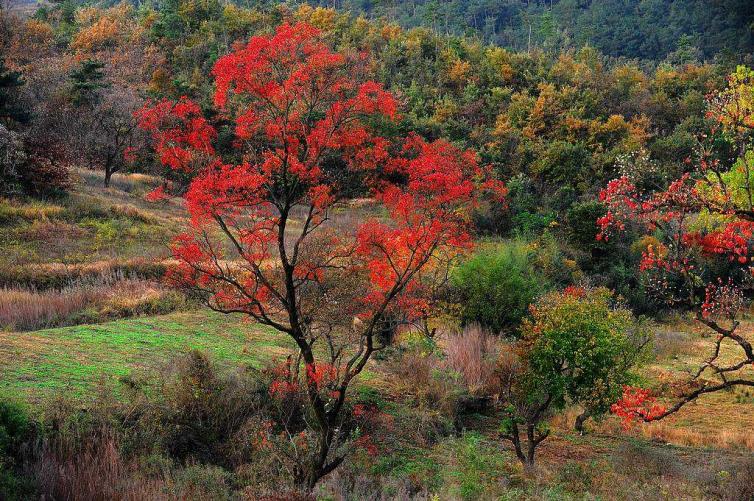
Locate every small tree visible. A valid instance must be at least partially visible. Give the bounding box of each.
[499,287,648,467]
[599,67,754,423]
[66,59,143,187]
[0,58,29,127]
[139,22,505,491]
[0,124,25,195]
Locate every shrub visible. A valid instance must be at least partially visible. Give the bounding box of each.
[452,241,548,335]
[503,173,555,237]
[0,400,34,500]
[386,349,462,436]
[27,352,296,496]
[172,464,232,499]
[0,125,26,197]
[385,328,506,441]
[0,401,31,457]
[567,201,608,253]
[449,432,514,501]
[21,155,71,198]
[0,128,70,198]
[523,287,651,432]
[123,351,268,466]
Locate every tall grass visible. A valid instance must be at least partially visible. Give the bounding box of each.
[0,259,168,290]
[0,272,184,331]
[0,286,94,331]
[73,167,161,195]
[35,437,166,501]
[444,324,500,395]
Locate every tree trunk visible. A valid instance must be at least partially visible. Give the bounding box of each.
[104,156,115,188]
[574,410,590,434]
[526,424,537,468]
[507,423,527,466]
[307,426,332,490]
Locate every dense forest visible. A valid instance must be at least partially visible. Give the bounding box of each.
[11,0,754,61]
[302,0,754,62]
[2,0,754,499]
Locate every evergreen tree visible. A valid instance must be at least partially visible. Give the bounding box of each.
[0,59,29,127]
[68,59,108,106]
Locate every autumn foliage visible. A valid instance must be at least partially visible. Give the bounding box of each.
[138,22,504,489]
[600,67,754,424]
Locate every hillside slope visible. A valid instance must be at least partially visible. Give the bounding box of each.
[310,0,754,61]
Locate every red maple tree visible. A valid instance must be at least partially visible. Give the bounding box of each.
[138,22,505,489]
[599,68,754,424]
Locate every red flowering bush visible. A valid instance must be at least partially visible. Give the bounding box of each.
[138,22,504,490]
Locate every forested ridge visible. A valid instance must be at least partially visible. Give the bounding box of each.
[11,0,754,61]
[304,0,754,61]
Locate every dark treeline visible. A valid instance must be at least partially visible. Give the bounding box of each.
[253,0,754,62]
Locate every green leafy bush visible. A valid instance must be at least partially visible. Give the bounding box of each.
[452,241,549,335]
[523,287,651,427]
[0,400,34,500]
[0,401,31,457]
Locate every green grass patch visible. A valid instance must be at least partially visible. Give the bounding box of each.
[442,432,517,500]
[0,311,294,403]
[371,448,442,491]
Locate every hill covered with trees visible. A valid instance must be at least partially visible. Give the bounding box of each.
[306,0,754,61]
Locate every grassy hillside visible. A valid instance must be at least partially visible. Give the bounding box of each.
[0,171,753,499]
[0,311,295,402]
[0,168,188,332]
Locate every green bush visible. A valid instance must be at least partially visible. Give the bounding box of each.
[523,287,651,423]
[0,401,31,458]
[452,241,549,335]
[172,464,232,499]
[0,400,34,501]
[498,287,651,467]
[567,201,607,252]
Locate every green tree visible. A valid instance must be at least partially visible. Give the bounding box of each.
[499,287,650,467]
[68,59,107,106]
[0,59,29,127]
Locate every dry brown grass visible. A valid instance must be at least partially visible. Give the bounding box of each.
[108,203,157,223]
[0,198,65,222]
[639,422,754,449]
[0,286,95,331]
[580,391,754,451]
[0,277,179,331]
[72,167,161,195]
[35,437,172,501]
[0,258,169,289]
[443,324,500,395]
